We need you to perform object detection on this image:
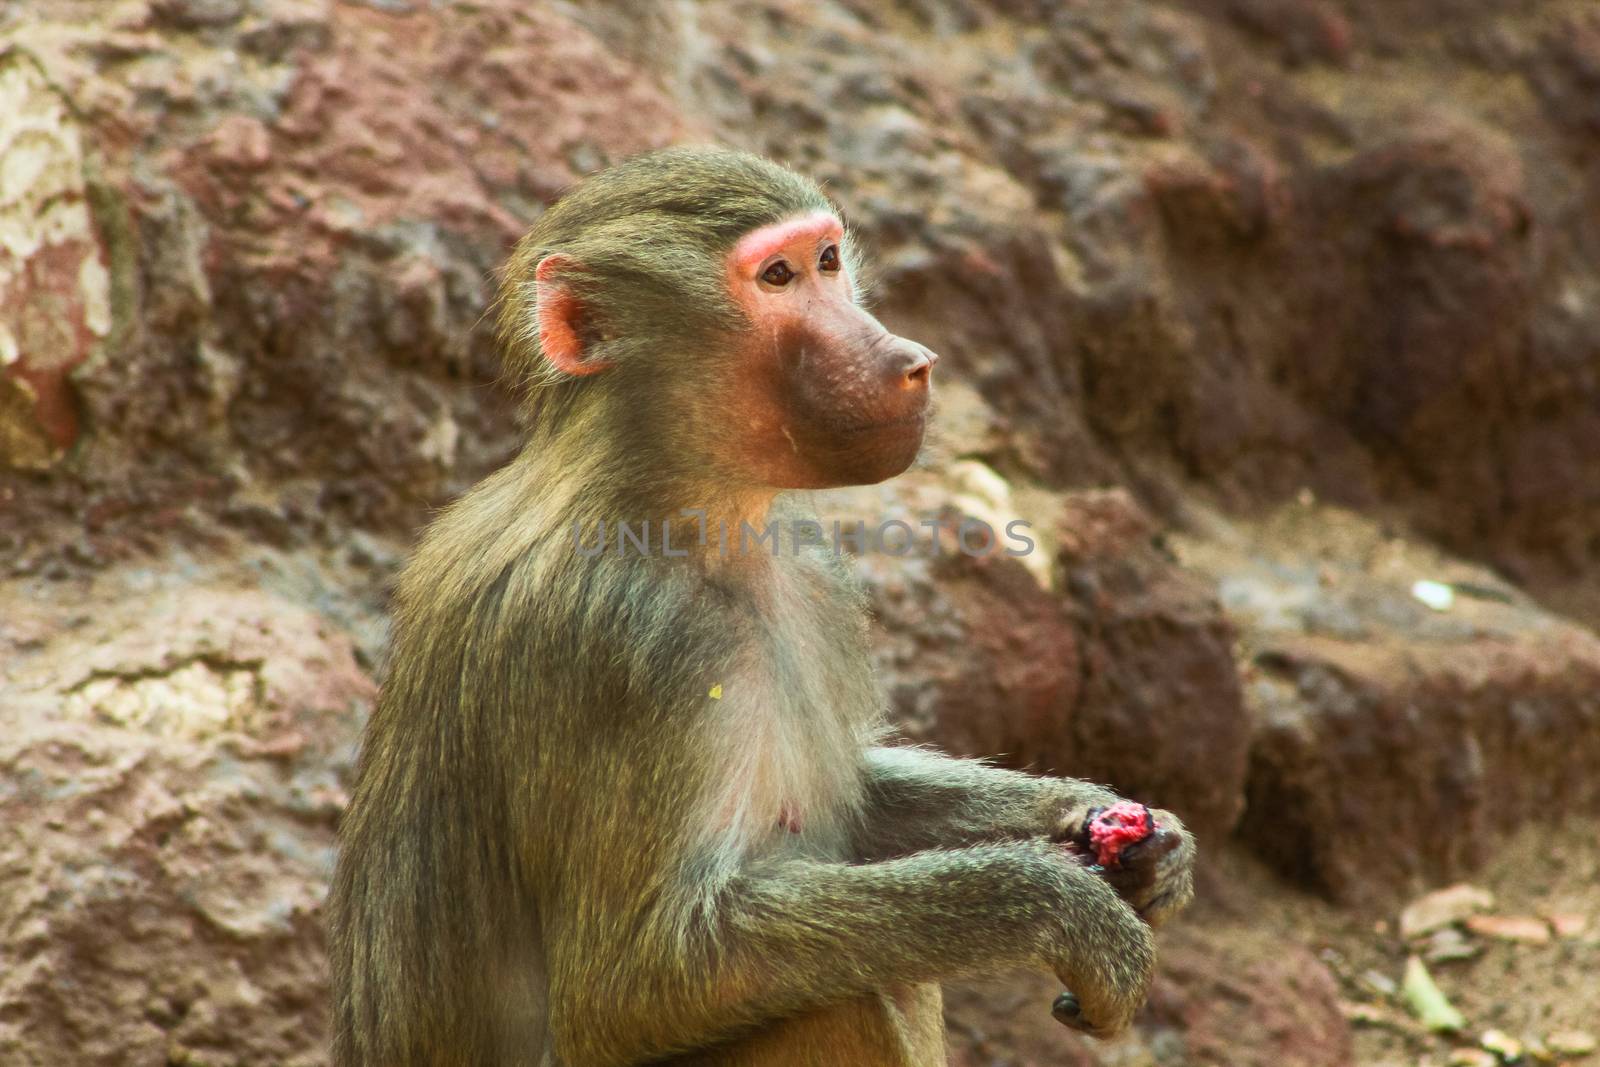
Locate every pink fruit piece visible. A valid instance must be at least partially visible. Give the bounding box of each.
[1087,801,1155,869]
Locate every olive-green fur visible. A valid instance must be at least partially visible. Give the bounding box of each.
[498,148,831,422]
[328,147,1189,1067]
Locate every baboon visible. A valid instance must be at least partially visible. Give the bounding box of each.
[328,147,1195,1067]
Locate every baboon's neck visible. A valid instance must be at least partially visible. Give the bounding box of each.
[514,439,796,575]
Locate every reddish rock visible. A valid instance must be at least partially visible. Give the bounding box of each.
[943,972,1100,1067]
[0,581,374,1066]
[944,921,1353,1067]
[0,58,111,468]
[1217,0,1355,65]
[866,542,1085,778]
[867,490,1249,843]
[3,1,1600,1061]
[1149,924,1354,1067]
[1055,492,1250,843]
[2,0,691,557]
[7,0,1600,615]
[1179,505,1600,904]
[1527,10,1600,138]
[1243,634,1600,904]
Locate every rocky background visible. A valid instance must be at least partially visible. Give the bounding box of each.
[4,1,1600,1064]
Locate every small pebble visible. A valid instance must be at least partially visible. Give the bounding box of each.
[1411,579,1455,611]
[1341,1002,1390,1027]
[1549,1030,1598,1057]
[1360,968,1399,998]
[1548,912,1589,938]
[1424,927,1483,965]
[1480,1029,1522,1059]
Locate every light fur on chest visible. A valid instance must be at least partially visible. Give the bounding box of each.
[697,585,879,860]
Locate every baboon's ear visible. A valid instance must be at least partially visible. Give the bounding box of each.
[534,254,613,376]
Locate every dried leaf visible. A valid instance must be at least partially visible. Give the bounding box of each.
[1464,914,1552,944]
[1400,884,1494,939]
[1548,912,1590,939]
[1401,955,1465,1033]
[1548,1030,1598,1057]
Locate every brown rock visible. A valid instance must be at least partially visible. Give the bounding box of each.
[1180,506,1600,903]
[1243,632,1600,903]
[865,489,1249,842]
[945,921,1353,1067]
[2,0,690,560]
[1221,0,1354,66]
[1149,923,1355,1067]
[6,0,1600,626]
[1528,11,1600,138]
[1055,491,1250,842]
[0,580,374,1066]
[866,539,1085,777]
[0,58,110,469]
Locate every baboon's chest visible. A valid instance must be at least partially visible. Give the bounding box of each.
[707,595,878,855]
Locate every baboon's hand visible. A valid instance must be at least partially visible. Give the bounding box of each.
[1054,803,1196,928]
[1044,880,1156,1040]
[1102,807,1194,928]
[1048,792,1118,845]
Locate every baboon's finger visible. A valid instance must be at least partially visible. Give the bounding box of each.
[1052,991,1093,1031]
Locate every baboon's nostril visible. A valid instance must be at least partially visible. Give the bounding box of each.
[899,342,938,387]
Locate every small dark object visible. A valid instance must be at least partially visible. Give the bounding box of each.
[1053,991,1083,1023]
[1448,580,1515,604]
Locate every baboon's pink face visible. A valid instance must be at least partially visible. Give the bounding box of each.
[722,212,938,490]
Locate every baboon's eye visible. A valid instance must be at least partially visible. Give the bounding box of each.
[818,245,841,273]
[761,260,796,287]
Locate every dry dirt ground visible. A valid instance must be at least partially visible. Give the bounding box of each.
[946,819,1598,1067]
[1222,817,1600,1067]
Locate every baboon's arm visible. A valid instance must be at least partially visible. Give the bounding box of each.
[547,841,1151,1066]
[855,748,1199,930]
[852,745,1120,859]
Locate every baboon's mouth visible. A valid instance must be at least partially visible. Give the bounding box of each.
[833,409,927,437]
